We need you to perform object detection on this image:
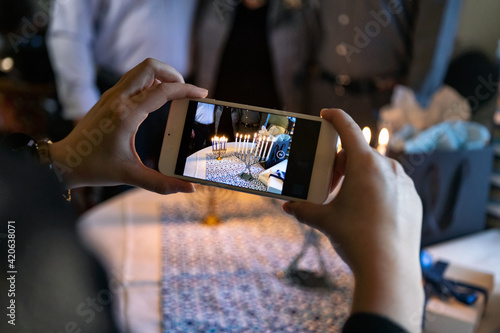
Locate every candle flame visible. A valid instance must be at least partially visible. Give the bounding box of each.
[378,128,389,146]
[337,138,342,152]
[362,127,371,144]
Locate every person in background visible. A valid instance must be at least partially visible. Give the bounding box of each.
[47,0,198,203]
[47,0,197,122]
[193,0,462,143]
[192,102,216,152]
[233,108,269,136]
[1,59,423,332]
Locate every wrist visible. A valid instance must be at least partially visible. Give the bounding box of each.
[351,257,424,333]
[49,139,80,188]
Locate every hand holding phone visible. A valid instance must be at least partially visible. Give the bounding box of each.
[283,108,424,332]
[159,98,338,203]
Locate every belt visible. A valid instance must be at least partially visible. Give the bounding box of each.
[239,123,259,128]
[320,71,399,95]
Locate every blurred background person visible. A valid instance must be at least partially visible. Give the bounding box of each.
[192,0,463,143]
[47,0,197,122]
[46,0,198,204]
[310,0,463,141]
[192,102,216,152]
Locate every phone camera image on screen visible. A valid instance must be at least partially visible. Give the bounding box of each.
[174,101,321,199]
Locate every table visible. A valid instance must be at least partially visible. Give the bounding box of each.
[78,188,353,333]
[184,142,287,194]
[78,187,500,333]
[425,229,500,333]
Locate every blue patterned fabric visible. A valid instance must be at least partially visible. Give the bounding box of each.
[161,189,353,332]
[206,153,267,191]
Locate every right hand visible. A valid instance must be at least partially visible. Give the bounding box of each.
[283,108,424,332]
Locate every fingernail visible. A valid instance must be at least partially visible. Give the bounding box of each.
[179,184,195,193]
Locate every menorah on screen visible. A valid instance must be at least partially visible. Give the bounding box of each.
[234,133,277,181]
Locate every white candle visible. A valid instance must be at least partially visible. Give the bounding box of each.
[236,133,240,153]
[261,137,270,160]
[245,135,249,154]
[266,138,276,161]
[377,128,389,156]
[212,137,214,151]
[255,137,262,157]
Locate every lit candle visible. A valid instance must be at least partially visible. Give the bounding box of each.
[377,128,389,156]
[236,133,240,153]
[362,127,371,145]
[266,137,276,161]
[245,134,250,154]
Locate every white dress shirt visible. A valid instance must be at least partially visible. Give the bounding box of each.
[194,102,215,125]
[47,0,197,120]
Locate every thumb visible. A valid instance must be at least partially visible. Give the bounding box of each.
[125,165,195,194]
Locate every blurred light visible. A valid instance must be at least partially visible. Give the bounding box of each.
[0,57,14,73]
[362,127,371,145]
[378,128,389,146]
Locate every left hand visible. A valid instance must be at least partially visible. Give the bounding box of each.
[50,58,208,194]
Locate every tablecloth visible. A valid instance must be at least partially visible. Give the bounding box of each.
[160,187,353,332]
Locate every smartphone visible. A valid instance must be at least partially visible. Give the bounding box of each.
[159,98,337,204]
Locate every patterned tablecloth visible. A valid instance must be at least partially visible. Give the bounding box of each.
[161,187,353,333]
[205,152,267,191]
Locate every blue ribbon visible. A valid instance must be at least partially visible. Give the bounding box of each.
[421,250,488,306]
[270,170,286,181]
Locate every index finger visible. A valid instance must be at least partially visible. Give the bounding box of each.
[320,108,372,156]
[119,58,185,95]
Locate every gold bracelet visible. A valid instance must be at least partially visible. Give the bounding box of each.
[36,138,72,202]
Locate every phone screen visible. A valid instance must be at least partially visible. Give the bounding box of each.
[174,100,321,199]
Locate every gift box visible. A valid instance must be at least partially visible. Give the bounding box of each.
[257,169,286,194]
[267,171,284,194]
[423,262,494,333]
[393,147,493,247]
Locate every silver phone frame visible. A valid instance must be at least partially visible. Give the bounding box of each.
[159,98,337,204]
